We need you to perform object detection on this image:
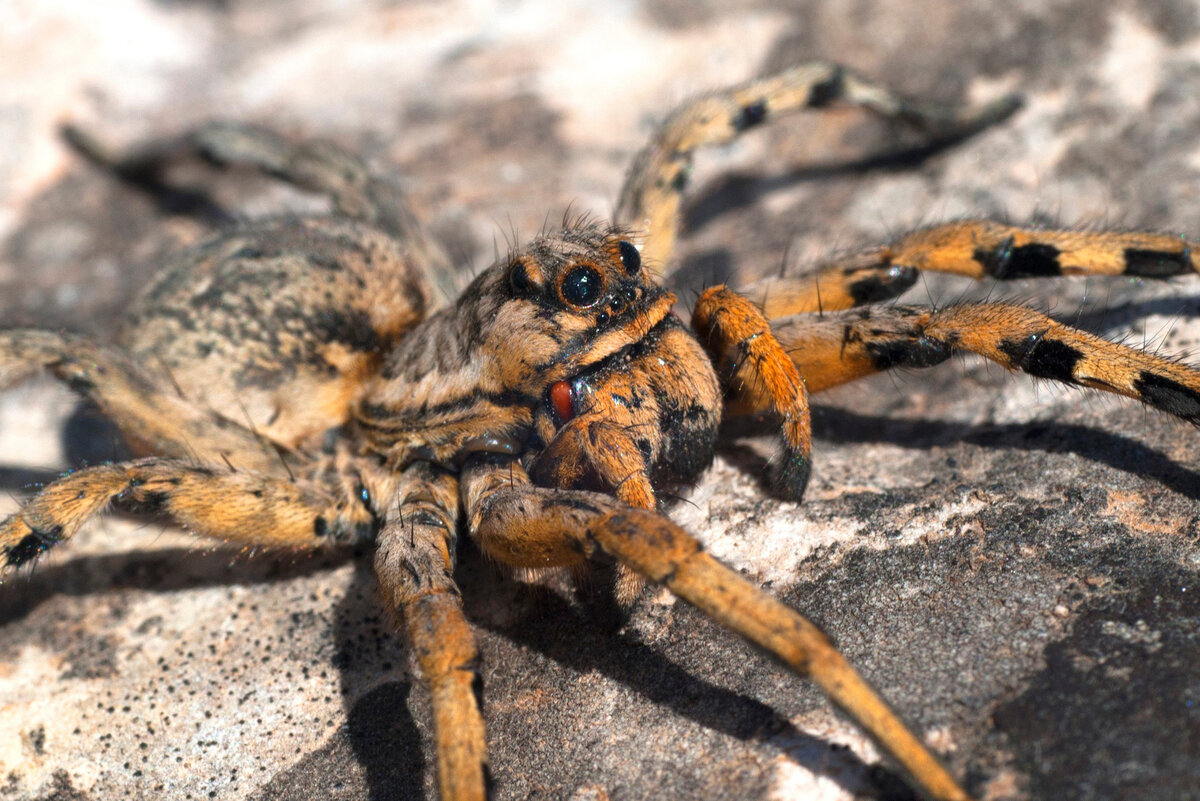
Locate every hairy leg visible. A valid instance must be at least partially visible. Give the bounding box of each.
[460,456,972,801]
[0,457,371,570]
[750,221,1200,318]
[374,462,487,801]
[615,62,1021,270]
[743,254,919,318]
[693,287,812,499]
[771,303,1200,422]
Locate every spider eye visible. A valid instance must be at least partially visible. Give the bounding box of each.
[618,240,641,275]
[509,261,534,296]
[560,264,604,308]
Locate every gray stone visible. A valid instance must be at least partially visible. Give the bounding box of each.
[1,2,1198,800]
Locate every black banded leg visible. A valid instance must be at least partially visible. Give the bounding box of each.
[0,457,364,570]
[867,221,1198,282]
[740,250,921,317]
[615,62,1021,270]
[374,462,488,801]
[458,457,973,801]
[772,303,1200,423]
[739,221,1200,320]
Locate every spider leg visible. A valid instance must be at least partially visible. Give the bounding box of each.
[742,251,920,317]
[879,221,1198,281]
[692,287,812,499]
[746,222,1200,318]
[771,303,1200,422]
[530,416,659,603]
[531,416,658,510]
[374,462,488,801]
[0,329,297,476]
[0,456,371,570]
[615,61,1021,270]
[62,120,453,284]
[459,457,972,801]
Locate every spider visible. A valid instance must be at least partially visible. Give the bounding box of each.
[3,61,1200,801]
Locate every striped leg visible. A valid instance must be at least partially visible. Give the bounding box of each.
[616,63,1021,271]
[881,221,1197,281]
[771,303,1200,422]
[742,253,920,318]
[459,457,973,801]
[374,462,488,801]
[0,457,368,570]
[747,222,1200,319]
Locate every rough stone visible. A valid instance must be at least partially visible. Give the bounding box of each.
[1,2,1198,800]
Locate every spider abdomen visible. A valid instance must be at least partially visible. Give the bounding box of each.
[120,217,436,450]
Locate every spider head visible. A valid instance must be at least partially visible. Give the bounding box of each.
[479,222,676,389]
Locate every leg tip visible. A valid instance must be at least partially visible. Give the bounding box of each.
[572,562,639,631]
[771,450,811,502]
[2,522,64,568]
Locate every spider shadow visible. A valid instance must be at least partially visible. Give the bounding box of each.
[816,405,1200,500]
[0,492,424,799]
[1,408,426,798]
[327,560,428,801]
[463,557,916,800]
[682,120,1013,242]
[0,400,149,499]
[1071,294,1200,337]
[0,542,357,629]
[717,405,1200,502]
[0,514,425,800]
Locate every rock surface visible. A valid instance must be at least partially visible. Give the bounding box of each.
[2,1,1199,800]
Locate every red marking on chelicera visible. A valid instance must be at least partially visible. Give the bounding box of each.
[549,380,574,422]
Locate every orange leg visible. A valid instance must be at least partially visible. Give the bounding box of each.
[743,256,919,318]
[460,457,973,801]
[615,63,1021,271]
[770,303,1200,423]
[745,221,1200,319]
[693,286,812,499]
[375,462,488,801]
[0,457,368,569]
[881,221,1198,280]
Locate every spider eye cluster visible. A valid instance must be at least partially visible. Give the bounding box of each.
[618,240,641,275]
[560,264,604,308]
[509,261,535,296]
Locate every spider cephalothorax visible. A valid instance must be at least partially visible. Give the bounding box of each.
[4,61,1200,801]
[355,223,681,472]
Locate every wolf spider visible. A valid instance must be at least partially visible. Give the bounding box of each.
[3,62,1200,801]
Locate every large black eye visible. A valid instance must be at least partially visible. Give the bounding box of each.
[618,240,641,275]
[560,265,604,307]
